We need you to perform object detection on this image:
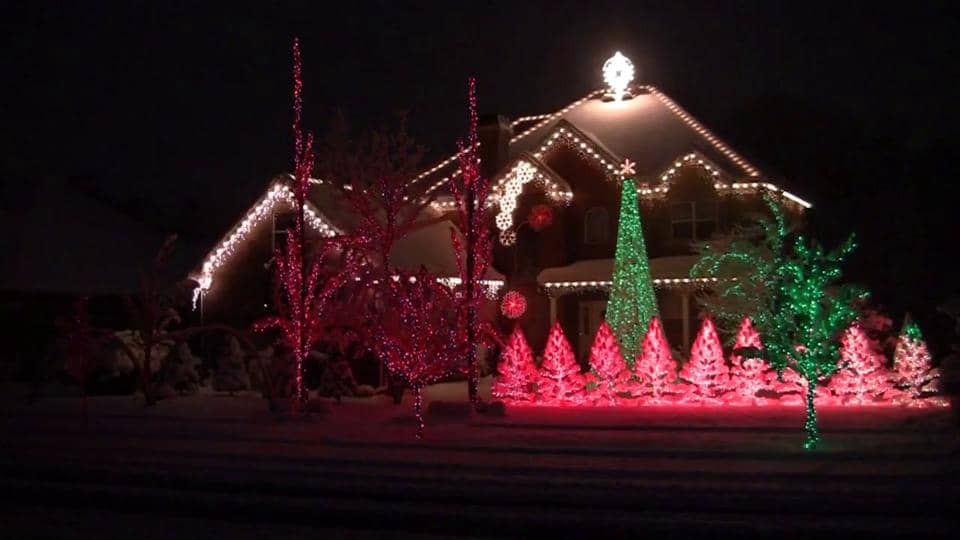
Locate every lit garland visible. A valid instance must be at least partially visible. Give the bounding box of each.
[635,316,677,402]
[490,159,572,246]
[680,317,729,400]
[605,173,659,365]
[491,325,538,402]
[542,276,720,296]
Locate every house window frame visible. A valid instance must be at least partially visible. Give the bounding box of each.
[583,206,609,245]
[670,200,718,241]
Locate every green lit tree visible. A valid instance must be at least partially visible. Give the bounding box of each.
[719,197,865,449]
[606,176,658,365]
[689,202,786,340]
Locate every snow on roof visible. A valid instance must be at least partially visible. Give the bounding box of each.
[411,85,767,199]
[537,255,701,285]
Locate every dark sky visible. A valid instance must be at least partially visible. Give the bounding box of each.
[3,1,959,342]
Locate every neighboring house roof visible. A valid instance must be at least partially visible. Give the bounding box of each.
[0,178,168,295]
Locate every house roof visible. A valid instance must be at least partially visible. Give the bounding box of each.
[190,176,502,294]
[411,85,810,210]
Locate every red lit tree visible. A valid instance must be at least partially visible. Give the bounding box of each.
[371,269,464,438]
[491,325,538,401]
[728,317,769,401]
[681,317,729,399]
[254,39,350,412]
[448,78,496,409]
[828,324,890,403]
[538,322,584,404]
[893,321,938,398]
[635,316,677,402]
[588,321,629,404]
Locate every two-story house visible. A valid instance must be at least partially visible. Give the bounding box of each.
[190,53,810,362]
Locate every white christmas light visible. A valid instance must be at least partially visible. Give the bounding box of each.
[603,52,634,101]
[191,181,338,302]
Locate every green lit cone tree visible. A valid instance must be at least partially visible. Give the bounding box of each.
[606,175,658,366]
[733,197,865,449]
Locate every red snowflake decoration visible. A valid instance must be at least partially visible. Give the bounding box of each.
[528,204,553,231]
[500,290,527,319]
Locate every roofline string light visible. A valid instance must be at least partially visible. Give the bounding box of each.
[191,181,338,306]
[542,277,721,296]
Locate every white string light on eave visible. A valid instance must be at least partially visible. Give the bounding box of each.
[191,182,338,308]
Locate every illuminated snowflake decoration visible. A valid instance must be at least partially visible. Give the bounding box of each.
[495,161,537,245]
[603,51,634,101]
[500,290,527,319]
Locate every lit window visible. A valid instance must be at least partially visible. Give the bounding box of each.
[584,207,609,245]
[670,201,717,241]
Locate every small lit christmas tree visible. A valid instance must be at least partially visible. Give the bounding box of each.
[728,317,769,401]
[893,321,938,398]
[606,163,659,366]
[587,321,629,404]
[635,316,677,402]
[538,322,584,404]
[681,317,729,399]
[492,325,539,402]
[828,324,890,404]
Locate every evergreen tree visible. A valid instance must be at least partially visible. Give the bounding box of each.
[681,317,729,399]
[606,177,658,365]
[828,324,890,403]
[728,317,769,400]
[893,322,938,398]
[587,321,629,404]
[635,316,677,402]
[538,322,584,404]
[492,325,539,401]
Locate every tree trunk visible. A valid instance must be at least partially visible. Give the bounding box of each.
[803,380,819,449]
[142,340,155,406]
[466,186,479,409]
[414,384,424,439]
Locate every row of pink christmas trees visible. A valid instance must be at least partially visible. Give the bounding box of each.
[492,316,945,406]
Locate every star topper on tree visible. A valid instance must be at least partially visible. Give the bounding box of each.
[619,159,636,177]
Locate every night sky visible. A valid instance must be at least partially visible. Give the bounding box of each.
[4,2,958,345]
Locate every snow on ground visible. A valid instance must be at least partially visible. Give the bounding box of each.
[1,379,957,537]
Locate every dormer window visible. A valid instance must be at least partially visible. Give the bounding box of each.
[670,201,717,241]
[584,207,609,245]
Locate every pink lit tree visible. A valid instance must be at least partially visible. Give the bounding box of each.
[587,321,629,404]
[681,317,729,399]
[371,269,464,438]
[728,317,769,401]
[893,321,938,398]
[828,324,891,404]
[538,322,585,404]
[448,78,496,409]
[491,325,538,402]
[253,39,351,412]
[635,316,677,402]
